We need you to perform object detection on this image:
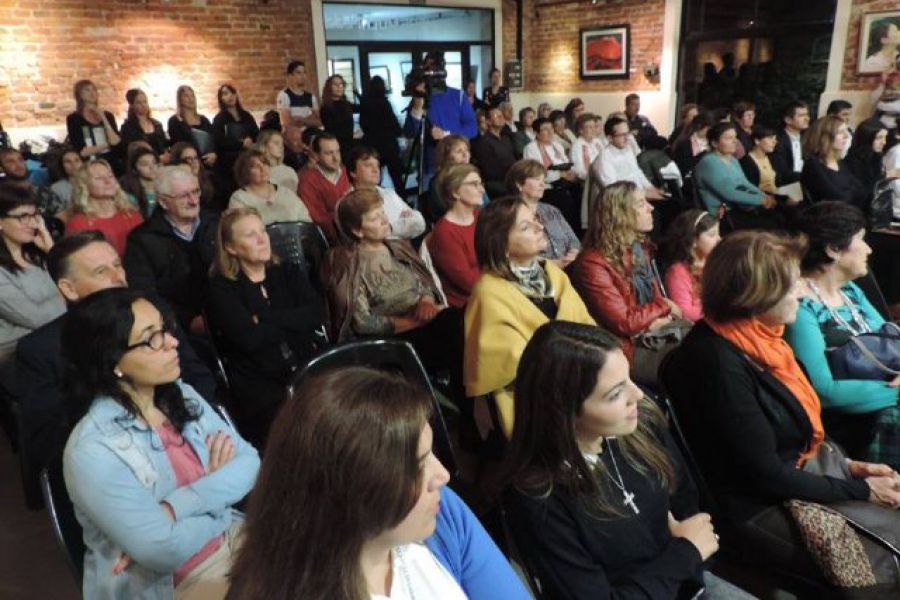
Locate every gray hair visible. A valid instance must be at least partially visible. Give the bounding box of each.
[154,165,197,197]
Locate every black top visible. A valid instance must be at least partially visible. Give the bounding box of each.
[800,158,868,209]
[483,85,510,108]
[627,114,658,149]
[662,321,870,524]
[739,153,786,189]
[471,130,517,189]
[769,128,802,185]
[167,114,216,156]
[120,117,169,156]
[844,149,885,194]
[211,109,260,156]
[735,127,753,158]
[321,99,359,158]
[65,110,120,153]
[123,209,220,330]
[670,138,704,177]
[359,96,402,155]
[505,432,704,600]
[207,263,326,382]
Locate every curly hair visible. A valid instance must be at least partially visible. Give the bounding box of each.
[583,181,641,272]
[70,159,136,218]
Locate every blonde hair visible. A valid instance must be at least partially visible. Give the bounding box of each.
[71,160,137,217]
[212,207,278,280]
[176,85,197,120]
[583,181,640,271]
[803,115,844,163]
[255,129,284,167]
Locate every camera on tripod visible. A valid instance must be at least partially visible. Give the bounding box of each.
[401,52,449,99]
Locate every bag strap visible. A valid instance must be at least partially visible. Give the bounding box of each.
[846,337,900,376]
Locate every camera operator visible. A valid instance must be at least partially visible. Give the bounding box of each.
[402,52,478,185]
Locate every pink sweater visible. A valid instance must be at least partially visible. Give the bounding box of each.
[664,262,703,322]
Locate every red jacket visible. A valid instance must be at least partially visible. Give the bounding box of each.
[569,244,671,360]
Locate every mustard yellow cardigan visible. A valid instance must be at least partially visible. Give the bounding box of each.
[464,261,595,437]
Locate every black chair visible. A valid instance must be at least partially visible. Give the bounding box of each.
[200,309,233,395]
[40,458,84,586]
[265,221,328,284]
[288,339,458,478]
[497,499,546,600]
[854,269,892,322]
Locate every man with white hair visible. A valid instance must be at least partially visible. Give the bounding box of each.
[124,166,219,332]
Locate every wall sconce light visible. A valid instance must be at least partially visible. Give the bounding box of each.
[643,61,660,80]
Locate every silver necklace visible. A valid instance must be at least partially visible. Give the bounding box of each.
[605,438,640,515]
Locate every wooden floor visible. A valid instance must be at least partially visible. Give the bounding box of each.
[0,438,79,599]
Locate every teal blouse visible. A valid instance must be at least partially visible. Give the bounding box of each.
[784,281,898,414]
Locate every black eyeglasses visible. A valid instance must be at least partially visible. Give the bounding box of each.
[2,211,39,224]
[125,323,171,352]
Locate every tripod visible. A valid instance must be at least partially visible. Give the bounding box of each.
[402,99,430,199]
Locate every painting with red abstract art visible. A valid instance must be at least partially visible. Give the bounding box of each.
[580,24,630,80]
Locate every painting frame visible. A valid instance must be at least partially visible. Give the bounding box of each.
[580,24,630,80]
[857,10,900,75]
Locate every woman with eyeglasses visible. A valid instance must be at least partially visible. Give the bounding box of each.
[65,160,144,257]
[61,287,259,600]
[464,196,594,438]
[0,186,65,363]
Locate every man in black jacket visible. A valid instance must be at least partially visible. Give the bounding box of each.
[124,166,219,333]
[471,106,517,199]
[770,101,810,186]
[15,231,216,508]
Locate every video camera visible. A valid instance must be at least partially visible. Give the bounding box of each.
[401,51,448,98]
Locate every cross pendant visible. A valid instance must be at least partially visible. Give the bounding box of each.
[623,491,640,515]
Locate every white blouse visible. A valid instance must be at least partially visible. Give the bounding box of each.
[370,543,468,600]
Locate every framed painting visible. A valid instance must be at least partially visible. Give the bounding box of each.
[858,11,900,74]
[580,24,630,80]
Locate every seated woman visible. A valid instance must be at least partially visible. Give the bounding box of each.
[167,85,217,170]
[694,121,779,230]
[321,188,465,400]
[212,84,260,197]
[661,209,721,322]
[170,142,219,211]
[844,119,898,194]
[668,102,699,146]
[48,146,83,214]
[227,367,531,600]
[663,231,900,590]
[502,321,755,600]
[670,112,711,177]
[0,186,65,363]
[465,196,594,438]
[120,88,169,160]
[228,149,310,225]
[785,201,900,467]
[570,181,684,385]
[119,146,160,218]
[66,160,143,257]
[739,125,786,198]
[426,134,487,223]
[61,287,259,600]
[254,129,298,192]
[801,115,867,208]
[207,207,325,449]
[506,159,580,268]
[549,110,575,152]
[428,164,482,308]
[65,79,122,170]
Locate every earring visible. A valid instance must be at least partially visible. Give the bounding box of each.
[113,368,124,379]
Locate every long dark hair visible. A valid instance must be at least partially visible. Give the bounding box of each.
[500,321,675,518]
[228,367,431,600]
[660,208,718,270]
[118,146,158,216]
[61,288,199,431]
[217,83,246,113]
[847,118,887,164]
[0,185,46,273]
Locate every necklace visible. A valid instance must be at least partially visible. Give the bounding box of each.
[805,279,871,335]
[605,438,640,515]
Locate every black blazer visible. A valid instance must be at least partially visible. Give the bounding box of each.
[662,321,869,524]
[739,153,787,189]
[670,138,704,177]
[769,128,802,185]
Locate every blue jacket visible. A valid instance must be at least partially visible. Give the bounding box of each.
[63,382,260,600]
[403,86,478,176]
[427,486,531,600]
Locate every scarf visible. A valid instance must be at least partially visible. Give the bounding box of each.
[708,318,824,463]
[630,242,655,306]
[511,259,552,299]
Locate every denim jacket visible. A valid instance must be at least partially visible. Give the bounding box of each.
[63,381,260,600]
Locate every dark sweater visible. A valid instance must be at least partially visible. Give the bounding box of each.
[800,158,868,208]
[120,117,169,156]
[471,131,517,196]
[166,114,216,155]
[662,321,870,524]
[505,433,705,600]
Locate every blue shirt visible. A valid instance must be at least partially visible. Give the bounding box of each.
[694,152,764,215]
[63,382,260,599]
[403,87,478,176]
[427,487,531,600]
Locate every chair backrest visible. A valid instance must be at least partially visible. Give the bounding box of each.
[265,221,329,281]
[288,339,458,478]
[853,270,892,322]
[201,309,232,394]
[40,459,84,586]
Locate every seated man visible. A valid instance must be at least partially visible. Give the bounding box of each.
[347,145,425,240]
[282,124,311,171]
[297,132,351,244]
[124,166,219,332]
[624,93,658,149]
[770,101,809,186]
[15,231,216,505]
[0,148,66,231]
[594,116,664,199]
[471,106,517,199]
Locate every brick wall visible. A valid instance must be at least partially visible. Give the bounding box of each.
[841,0,898,91]
[501,0,664,92]
[0,0,316,130]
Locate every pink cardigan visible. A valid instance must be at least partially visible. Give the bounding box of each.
[664,262,703,322]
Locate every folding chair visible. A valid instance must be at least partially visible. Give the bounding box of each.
[40,458,84,586]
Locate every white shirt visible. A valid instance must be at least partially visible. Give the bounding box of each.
[570,137,604,180]
[523,140,569,183]
[370,543,468,600]
[600,133,641,157]
[594,143,654,190]
[884,143,900,219]
[376,187,426,240]
[275,89,319,119]
[787,130,804,173]
[269,163,299,193]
